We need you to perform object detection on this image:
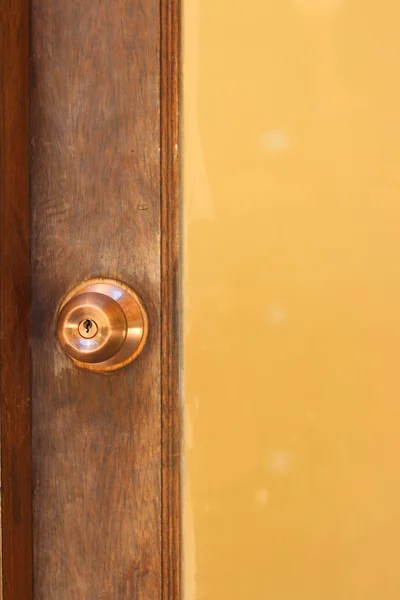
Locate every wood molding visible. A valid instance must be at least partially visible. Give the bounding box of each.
[161,0,180,598]
[0,0,32,598]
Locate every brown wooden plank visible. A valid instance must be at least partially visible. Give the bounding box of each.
[161,0,180,598]
[0,0,32,598]
[30,1,161,597]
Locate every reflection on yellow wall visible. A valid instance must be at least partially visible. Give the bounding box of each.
[183,1,400,598]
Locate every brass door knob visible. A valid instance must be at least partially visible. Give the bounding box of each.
[57,278,148,372]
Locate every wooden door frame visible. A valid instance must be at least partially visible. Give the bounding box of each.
[0,0,180,597]
[0,0,32,597]
[161,0,181,598]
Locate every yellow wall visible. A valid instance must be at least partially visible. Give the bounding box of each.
[183,1,400,598]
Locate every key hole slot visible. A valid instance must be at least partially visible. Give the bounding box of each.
[83,319,93,334]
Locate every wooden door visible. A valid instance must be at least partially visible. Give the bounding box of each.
[0,1,179,598]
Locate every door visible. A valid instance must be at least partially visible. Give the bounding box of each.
[3,1,400,599]
[0,1,179,598]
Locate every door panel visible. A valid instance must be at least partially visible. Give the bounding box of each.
[30,2,161,597]
[0,0,179,598]
[183,1,400,599]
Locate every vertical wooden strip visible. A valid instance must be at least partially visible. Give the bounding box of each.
[0,1,32,599]
[30,1,161,598]
[161,0,180,598]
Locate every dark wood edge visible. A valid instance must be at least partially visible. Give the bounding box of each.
[0,0,33,599]
[161,0,180,598]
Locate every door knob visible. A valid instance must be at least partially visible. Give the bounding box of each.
[57,278,148,372]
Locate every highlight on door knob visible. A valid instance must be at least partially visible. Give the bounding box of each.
[57,278,148,372]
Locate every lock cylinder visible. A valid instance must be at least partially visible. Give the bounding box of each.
[56,279,148,372]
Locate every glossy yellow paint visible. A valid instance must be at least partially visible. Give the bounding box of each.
[183,1,400,598]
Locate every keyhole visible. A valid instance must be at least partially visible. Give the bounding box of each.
[78,318,98,339]
[83,319,93,334]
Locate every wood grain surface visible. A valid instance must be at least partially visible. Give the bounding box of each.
[161,0,180,598]
[0,1,32,598]
[30,1,162,598]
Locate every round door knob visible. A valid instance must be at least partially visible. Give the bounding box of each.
[57,292,127,364]
[57,278,148,372]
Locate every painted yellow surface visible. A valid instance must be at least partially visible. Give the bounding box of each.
[183,1,400,598]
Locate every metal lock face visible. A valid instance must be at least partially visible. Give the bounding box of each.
[57,278,148,372]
